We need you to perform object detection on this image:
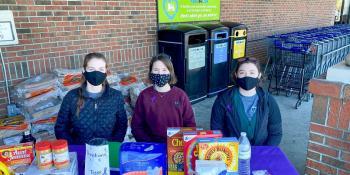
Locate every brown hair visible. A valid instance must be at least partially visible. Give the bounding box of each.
[232,57,261,81]
[148,53,177,85]
[76,52,108,116]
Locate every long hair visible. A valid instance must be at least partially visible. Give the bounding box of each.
[76,52,108,116]
[148,53,177,85]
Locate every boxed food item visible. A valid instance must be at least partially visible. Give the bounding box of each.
[198,137,239,173]
[183,130,222,175]
[167,127,196,175]
[195,160,227,175]
[0,142,34,167]
[120,142,166,175]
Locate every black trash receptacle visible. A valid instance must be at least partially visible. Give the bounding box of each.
[158,24,208,103]
[197,23,229,97]
[221,22,248,86]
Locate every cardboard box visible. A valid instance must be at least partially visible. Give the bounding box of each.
[167,127,197,175]
[198,137,239,173]
[183,130,222,175]
[0,142,34,167]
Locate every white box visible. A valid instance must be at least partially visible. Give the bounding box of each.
[25,152,78,175]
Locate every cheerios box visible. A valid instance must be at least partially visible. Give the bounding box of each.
[198,137,239,173]
[167,127,197,175]
[183,130,222,175]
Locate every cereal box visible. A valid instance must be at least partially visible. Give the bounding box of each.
[183,130,222,175]
[167,127,197,175]
[0,142,34,167]
[198,137,239,173]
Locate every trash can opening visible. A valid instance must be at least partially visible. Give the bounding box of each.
[189,34,206,45]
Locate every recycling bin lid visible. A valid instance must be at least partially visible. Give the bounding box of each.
[221,21,247,28]
[197,23,229,31]
[159,24,206,34]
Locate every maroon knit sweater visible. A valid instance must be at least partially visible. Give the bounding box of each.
[131,86,196,142]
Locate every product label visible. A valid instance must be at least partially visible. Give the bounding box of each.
[53,151,69,163]
[188,46,206,70]
[85,144,110,175]
[233,39,246,59]
[38,153,52,165]
[238,150,251,160]
[0,143,34,166]
[214,43,228,64]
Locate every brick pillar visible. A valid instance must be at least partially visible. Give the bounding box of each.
[305,79,350,175]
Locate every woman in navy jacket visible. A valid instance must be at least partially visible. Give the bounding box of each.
[55,53,127,144]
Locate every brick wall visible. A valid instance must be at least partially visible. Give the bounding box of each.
[305,79,350,175]
[0,0,158,114]
[0,0,336,114]
[221,0,336,62]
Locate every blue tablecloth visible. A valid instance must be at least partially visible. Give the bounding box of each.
[69,145,298,175]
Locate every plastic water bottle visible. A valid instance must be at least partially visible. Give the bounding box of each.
[238,132,251,175]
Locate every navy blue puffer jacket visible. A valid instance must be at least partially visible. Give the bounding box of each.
[55,84,127,144]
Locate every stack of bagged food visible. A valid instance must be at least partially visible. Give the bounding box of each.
[13,73,61,141]
[0,115,29,144]
[53,68,82,99]
[0,69,147,145]
[110,73,147,142]
[54,68,121,99]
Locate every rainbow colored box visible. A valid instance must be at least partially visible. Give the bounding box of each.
[183,130,222,175]
[198,137,239,173]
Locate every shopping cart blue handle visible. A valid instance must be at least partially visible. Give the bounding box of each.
[280,35,289,38]
[281,47,308,53]
[274,40,282,45]
[299,41,312,44]
[284,41,311,45]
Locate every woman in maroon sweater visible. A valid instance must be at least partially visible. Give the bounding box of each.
[131,54,196,142]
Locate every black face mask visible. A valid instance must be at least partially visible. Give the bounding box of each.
[83,71,107,86]
[149,73,171,87]
[236,77,259,90]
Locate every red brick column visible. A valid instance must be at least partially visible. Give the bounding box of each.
[305,79,350,175]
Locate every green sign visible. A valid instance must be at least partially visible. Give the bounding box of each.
[158,0,220,23]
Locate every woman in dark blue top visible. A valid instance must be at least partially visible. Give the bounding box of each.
[55,53,127,144]
[211,57,282,146]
